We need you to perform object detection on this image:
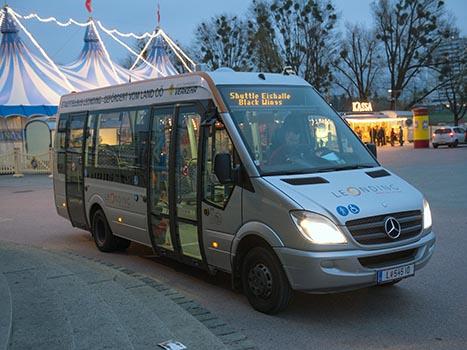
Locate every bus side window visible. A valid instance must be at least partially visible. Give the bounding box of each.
[55,115,67,174]
[119,109,150,170]
[95,111,120,169]
[203,120,235,207]
[85,114,97,168]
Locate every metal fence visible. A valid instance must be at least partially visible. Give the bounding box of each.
[0,150,15,175]
[0,148,53,176]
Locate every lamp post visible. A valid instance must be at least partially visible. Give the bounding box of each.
[388,89,402,112]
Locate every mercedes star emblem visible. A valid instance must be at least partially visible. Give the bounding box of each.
[384,217,401,239]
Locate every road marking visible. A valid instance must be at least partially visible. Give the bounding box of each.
[0,217,13,223]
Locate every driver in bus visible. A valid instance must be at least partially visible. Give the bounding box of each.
[269,116,316,165]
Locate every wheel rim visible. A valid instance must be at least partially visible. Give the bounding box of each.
[95,216,106,244]
[248,263,273,298]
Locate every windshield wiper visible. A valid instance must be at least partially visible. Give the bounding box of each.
[263,164,375,176]
[314,164,375,172]
[263,169,312,176]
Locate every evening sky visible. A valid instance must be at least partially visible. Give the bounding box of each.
[5,0,467,66]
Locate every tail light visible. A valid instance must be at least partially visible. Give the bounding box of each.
[449,132,454,137]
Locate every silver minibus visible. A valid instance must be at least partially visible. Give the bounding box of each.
[54,68,435,313]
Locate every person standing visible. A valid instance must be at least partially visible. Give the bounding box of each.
[377,126,384,146]
[390,128,396,147]
[399,126,404,146]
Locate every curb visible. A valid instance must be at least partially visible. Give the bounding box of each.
[65,252,256,350]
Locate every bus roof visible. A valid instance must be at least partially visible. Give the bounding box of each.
[206,69,310,86]
[58,70,310,115]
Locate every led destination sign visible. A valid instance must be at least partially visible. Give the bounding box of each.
[229,91,291,106]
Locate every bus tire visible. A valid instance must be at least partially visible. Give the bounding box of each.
[91,209,118,252]
[115,237,131,251]
[241,246,292,314]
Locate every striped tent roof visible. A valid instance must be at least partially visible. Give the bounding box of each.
[132,34,178,78]
[60,19,141,90]
[0,8,71,110]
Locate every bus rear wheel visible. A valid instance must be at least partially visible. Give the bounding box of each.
[91,209,130,252]
[241,246,292,314]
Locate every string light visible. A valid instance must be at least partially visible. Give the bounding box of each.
[8,8,75,91]
[12,10,91,27]
[89,20,121,83]
[96,24,154,40]
[160,29,195,66]
[8,8,197,76]
[159,30,195,71]
[97,20,165,76]
[15,10,153,38]
[130,30,158,70]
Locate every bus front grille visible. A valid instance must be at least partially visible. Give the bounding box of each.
[346,210,422,245]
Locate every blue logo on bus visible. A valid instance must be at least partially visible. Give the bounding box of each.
[348,204,360,214]
[336,206,349,216]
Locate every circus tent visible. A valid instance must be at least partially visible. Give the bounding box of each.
[131,34,179,78]
[0,7,72,154]
[0,7,71,117]
[60,19,142,90]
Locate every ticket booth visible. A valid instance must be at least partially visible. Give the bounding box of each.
[342,113,408,145]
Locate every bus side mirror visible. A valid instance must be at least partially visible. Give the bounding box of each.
[214,153,233,184]
[366,143,377,159]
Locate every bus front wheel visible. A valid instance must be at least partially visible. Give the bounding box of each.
[91,209,130,252]
[241,246,292,314]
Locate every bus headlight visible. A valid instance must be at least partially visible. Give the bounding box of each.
[423,199,432,230]
[290,211,347,245]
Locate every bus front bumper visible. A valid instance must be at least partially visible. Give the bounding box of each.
[274,231,435,293]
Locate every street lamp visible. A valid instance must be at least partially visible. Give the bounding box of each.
[388,89,402,112]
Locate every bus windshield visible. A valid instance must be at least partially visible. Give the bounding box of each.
[218,85,378,176]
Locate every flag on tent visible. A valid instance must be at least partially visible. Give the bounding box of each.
[85,0,92,13]
[157,3,160,26]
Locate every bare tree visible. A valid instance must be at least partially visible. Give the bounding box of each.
[193,14,252,71]
[438,51,466,125]
[372,0,451,109]
[247,0,283,72]
[333,24,381,101]
[265,0,338,93]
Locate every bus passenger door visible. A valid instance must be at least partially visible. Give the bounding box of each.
[172,105,203,261]
[148,104,204,263]
[200,118,242,272]
[65,112,88,230]
[148,107,175,254]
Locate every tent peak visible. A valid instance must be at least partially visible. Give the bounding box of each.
[84,19,99,43]
[1,6,19,35]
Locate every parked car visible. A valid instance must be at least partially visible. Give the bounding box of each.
[432,127,466,148]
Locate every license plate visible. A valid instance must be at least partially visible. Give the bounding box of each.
[377,264,414,284]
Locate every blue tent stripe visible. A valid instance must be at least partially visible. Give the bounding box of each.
[0,105,57,117]
[0,8,70,108]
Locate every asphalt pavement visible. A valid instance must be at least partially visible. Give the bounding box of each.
[0,143,466,349]
[0,242,255,350]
